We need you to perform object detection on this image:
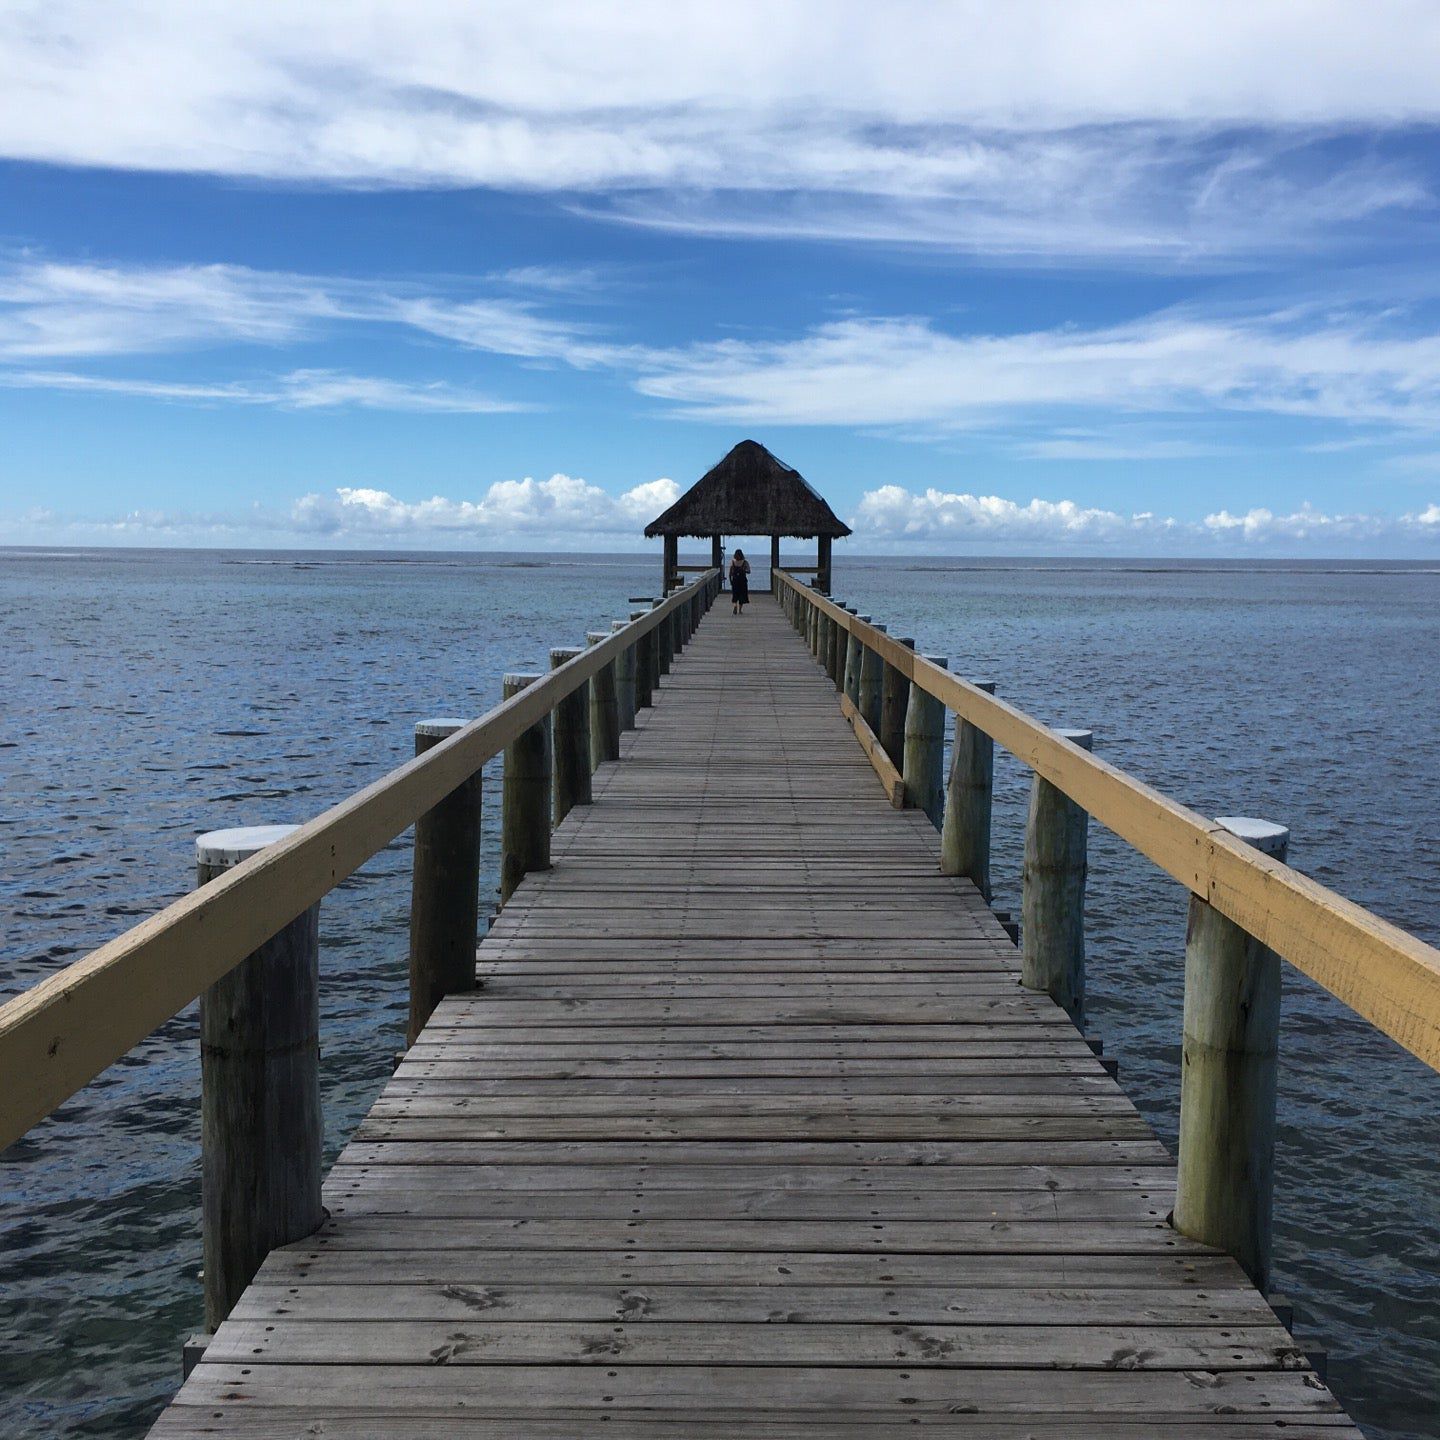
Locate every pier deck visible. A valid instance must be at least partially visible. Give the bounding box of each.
[150,601,1359,1436]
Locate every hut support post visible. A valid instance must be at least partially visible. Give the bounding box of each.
[662,535,678,595]
[817,534,832,593]
[902,656,948,826]
[940,683,996,901]
[770,533,781,587]
[550,647,592,824]
[407,719,482,1046]
[196,825,322,1333]
[500,672,551,902]
[1174,817,1290,1291]
[1021,728,1093,1026]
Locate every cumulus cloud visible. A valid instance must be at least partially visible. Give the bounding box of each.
[1,4,1438,259]
[290,474,680,538]
[849,484,1440,550]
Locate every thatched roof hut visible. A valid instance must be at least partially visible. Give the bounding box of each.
[644,440,851,540]
[645,440,847,595]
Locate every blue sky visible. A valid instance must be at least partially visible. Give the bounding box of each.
[2,2,1440,554]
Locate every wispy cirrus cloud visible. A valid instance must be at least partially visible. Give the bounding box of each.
[0,367,527,412]
[11,256,1440,442]
[2,4,1438,261]
[632,308,1440,430]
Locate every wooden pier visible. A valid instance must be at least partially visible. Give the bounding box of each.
[141,596,1361,1437]
[5,455,1439,1435]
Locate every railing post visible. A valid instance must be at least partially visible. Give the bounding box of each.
[500,671,551,902]
[550,646,591,824]
[672,594,686,657]
[843,620,866,708]
[858,621,886,734]
[879,636,913,769]
[1021,728,1093,1026]
[902,655,947,827]
[611,619,637,729]
[586,631,621,768]
[407,718,482,1046]
[630,605,655,711]
[940,683,996,900]
[195,825,322,1334]
[1174,816,1289,1291]
[814,601,828,666]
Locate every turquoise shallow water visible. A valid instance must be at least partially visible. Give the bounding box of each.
[1,547,1437,1438]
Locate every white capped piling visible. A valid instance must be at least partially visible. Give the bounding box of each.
[195,824,322,1333]
[879,636,914,770]
[550,645,592,824]
[1021,727,1093,1026]
[500,672,551,903]
[586,631,621,769]
[610,619,637,730]
[858,621,886,735]
[940,682,996,901]
[407,718,482,1046]
[902,655,948,827]
[1174,816,1290,1291]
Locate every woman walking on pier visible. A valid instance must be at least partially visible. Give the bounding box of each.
[729,549,751,613]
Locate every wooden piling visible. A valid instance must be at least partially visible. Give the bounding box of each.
[654,596,674,677]
[196,825,322,1333]
[500,672,551,902]
[406,719,482,1046]
[1021,727,1093,1027]
[843,615,868,707]
[585,631,621,769]
[879,635,913,769]
[1174,816,1290,1291]
[940,681,996,901]
[828,606,851,689]
[610,619,637,729]
[630,604,656,710]
[550,646,592,824]
[902,654,948,827]
[858,621,886,735]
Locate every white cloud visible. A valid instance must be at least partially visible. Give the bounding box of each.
[632,309,1440,430]
[848,484,1440,550]
[1,4,1437,258]
[0,366,527,412]
[290,475,680,537]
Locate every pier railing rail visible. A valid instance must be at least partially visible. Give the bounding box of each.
[774,566,1440,1292]
[0,571,720,1145]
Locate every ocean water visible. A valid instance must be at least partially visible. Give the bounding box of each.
[0,547,1436,1439]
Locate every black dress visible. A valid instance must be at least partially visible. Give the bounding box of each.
[730,562,750,604]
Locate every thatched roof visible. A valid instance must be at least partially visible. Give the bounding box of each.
[644,440,852,539]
